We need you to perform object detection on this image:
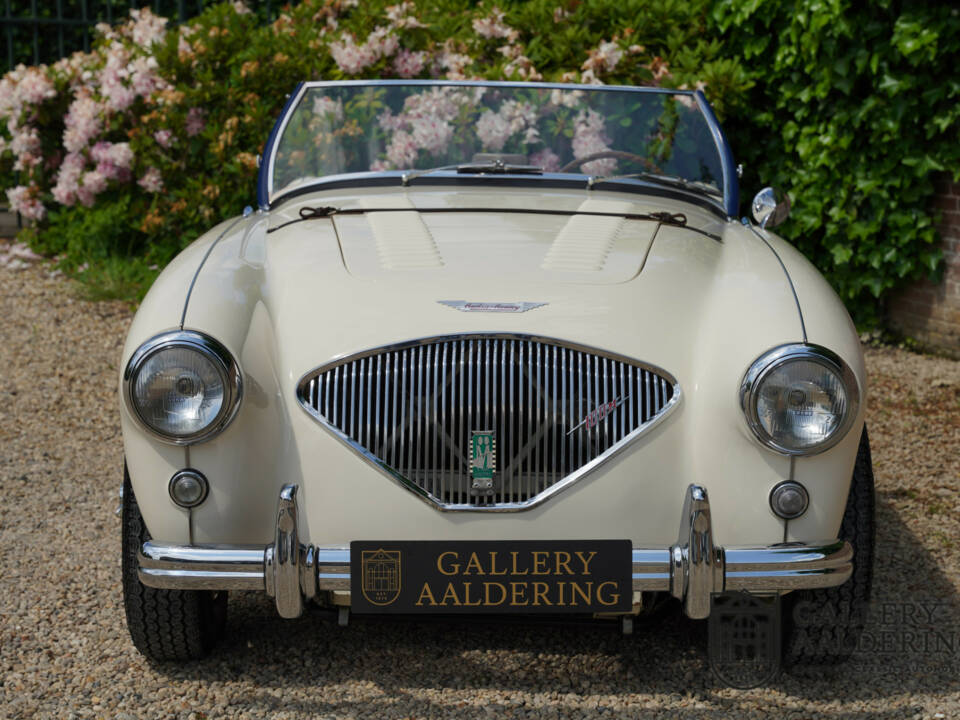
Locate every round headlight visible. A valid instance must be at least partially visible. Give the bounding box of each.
[124,331,242,444]
[740,344,859,455]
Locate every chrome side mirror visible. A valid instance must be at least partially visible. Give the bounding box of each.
[752,187,791,229]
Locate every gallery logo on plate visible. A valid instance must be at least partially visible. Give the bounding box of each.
[360,549,402,606]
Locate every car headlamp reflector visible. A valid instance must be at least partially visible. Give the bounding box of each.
[741,344,859,455]
[125,331,241,444]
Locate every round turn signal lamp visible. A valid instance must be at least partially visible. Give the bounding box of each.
[769,480,809,520]
[169,469,209,509]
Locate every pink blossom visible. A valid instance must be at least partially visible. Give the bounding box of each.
[385,130,418,168]
[472,8,518,41]
[393,49,426,78]
[578,69,604,86]
[17,66,56,105]
[99,44,137,111]
[374,88,474,168]
[94,22,118,41]
[503,50,541,81]
[572,109,615,175]
[438,50,472,79]
[130,55,167,97]
[154,129,174,148]
[10,126,41,169]
[312,95,345,121]
[475,100,538,152]
[63,95,103,152]
[385,2,426,29]
[232,1,252,14]
[52,152,86,206]
[185,107,206,137]
[582,40,623,74]
[409,114,453,155]
[177,34,194,59]
[549,88,584,109]
[476,110,511,152]
[91,141,134,182]
[329,35,377,75]
[138,167,163,193]
[6,184,46,221]
[0,77,18,120]
[76,170,107,207]
[330,27,398,75]
[367,27,399,57]
[129,8,167,48]
[529,148,561,172]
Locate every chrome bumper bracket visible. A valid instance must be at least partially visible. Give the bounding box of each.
[138,483,854,619]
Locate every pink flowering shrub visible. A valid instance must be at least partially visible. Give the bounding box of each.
[0,0,745,299]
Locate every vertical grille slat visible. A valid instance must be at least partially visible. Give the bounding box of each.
[299,335,677,509]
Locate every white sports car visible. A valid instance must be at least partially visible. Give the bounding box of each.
[119,80,873,676]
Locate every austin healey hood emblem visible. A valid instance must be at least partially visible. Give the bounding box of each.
[438,300,547,313]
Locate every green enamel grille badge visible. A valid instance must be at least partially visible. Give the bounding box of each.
[471,430,496,490]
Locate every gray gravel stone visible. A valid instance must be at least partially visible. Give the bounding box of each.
[1,252,958,718]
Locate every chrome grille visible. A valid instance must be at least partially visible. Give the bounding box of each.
[298,335,679,510]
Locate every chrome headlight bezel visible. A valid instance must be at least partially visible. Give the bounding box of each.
[739,343,859,456]
[123,330,243,445]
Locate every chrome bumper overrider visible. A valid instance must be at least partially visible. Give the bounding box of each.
[138,484,853,620]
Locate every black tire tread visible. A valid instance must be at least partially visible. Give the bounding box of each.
[783,426,875,666]
[121,466,226,661]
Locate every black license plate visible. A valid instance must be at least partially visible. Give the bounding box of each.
[350,540,632,614]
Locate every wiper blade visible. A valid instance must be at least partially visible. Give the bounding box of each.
[401,161,542,186]
[400,164,459,186]
[587,172,721,197]
[456,161,543,175]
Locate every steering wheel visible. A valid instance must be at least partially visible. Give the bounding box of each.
[558,150,662,175]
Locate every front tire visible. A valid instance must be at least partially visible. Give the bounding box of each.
[783,426,875,666]
[121,465,227,661]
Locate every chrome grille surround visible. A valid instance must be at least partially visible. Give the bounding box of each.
[297,334,681,511]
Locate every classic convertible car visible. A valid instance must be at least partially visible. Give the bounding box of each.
[119,80,873,675]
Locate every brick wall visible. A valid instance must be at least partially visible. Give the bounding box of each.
[887,176,960,358]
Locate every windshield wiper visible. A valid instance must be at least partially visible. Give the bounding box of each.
[401,161,543,186]
[587,171,721,197]
[456,161,543,175]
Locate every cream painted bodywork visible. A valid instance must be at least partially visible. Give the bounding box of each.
[120,184,866,551]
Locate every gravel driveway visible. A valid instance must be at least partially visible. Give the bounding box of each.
[1,253,959,719]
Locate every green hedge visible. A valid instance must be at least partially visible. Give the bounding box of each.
[713,0,960,325]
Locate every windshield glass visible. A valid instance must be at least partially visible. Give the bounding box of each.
[269,82,725,203]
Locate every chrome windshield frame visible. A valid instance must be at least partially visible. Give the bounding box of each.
[256,79,740,218]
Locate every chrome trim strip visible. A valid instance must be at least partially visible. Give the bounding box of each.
[138,542,265,590]
[123,330,243,446]
[745,222,807,342]
[295,333,681,512]
[739,343,861,456]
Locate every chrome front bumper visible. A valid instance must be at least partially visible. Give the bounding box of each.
[138,484,853,620]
